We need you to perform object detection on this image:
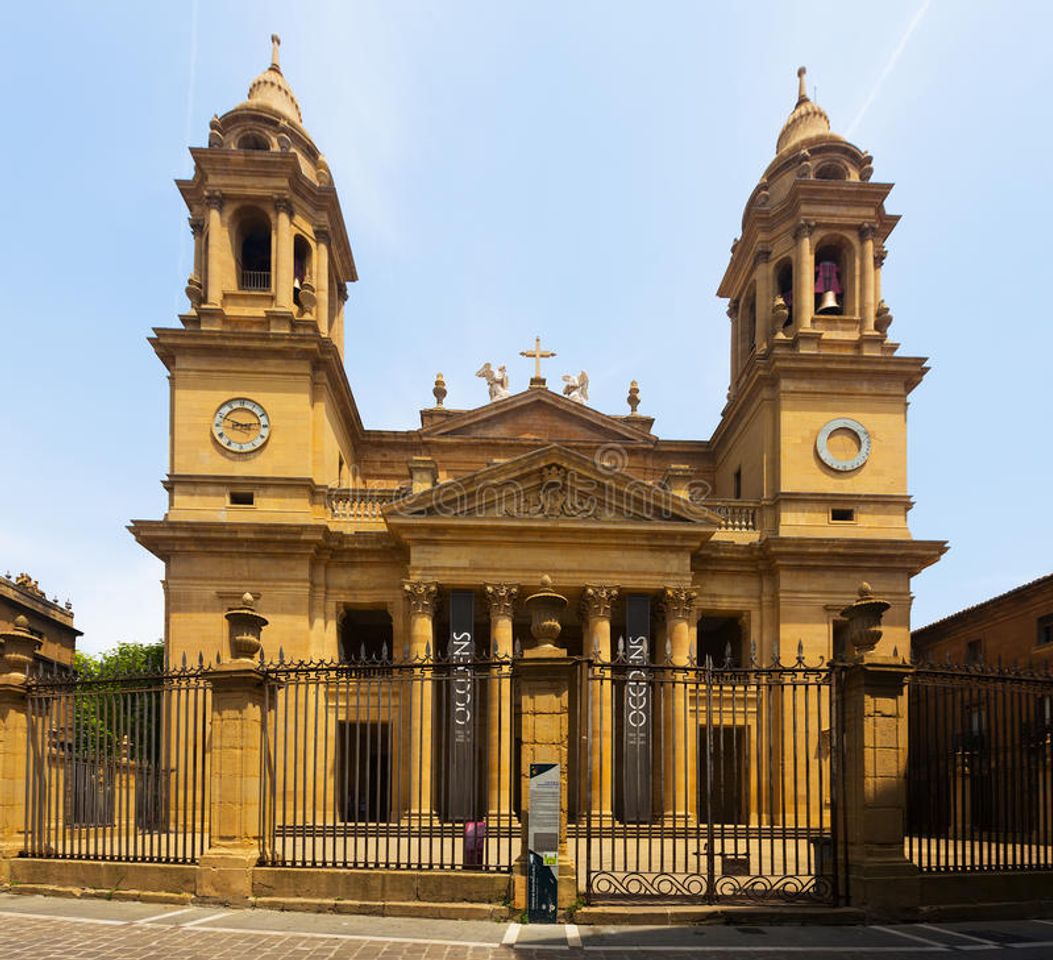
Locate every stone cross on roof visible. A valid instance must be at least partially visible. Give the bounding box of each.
[520,336,556,388]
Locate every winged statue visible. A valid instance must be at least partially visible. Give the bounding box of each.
[475,362,510,402]
[562,370,589,404]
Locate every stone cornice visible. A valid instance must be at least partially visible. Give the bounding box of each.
[757,536,947,576]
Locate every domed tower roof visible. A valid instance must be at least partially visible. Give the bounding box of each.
[776,66,841,155]
[245,34,302,125]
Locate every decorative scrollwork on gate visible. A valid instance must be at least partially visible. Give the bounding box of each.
[713,873,832,904]
[589,871,709,899]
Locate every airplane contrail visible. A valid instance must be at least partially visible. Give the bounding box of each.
[846,0,932,138]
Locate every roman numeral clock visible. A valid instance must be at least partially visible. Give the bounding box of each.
[212,398,271,453]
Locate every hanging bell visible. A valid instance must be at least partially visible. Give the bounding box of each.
[816,289,840,314]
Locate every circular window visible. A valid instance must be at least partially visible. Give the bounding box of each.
[816,418,871,472]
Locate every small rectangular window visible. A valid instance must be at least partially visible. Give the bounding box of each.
[229,491,255,506]
[1037,614,1053,647]
[965,638,983,664]
[733,468,742,500]
[830,507,855,523]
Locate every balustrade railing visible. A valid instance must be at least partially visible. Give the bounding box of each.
[707,500,760,531]
[327,487,405,521]
[239,268,271,291]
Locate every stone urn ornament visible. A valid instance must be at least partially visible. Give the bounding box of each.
[839,582,891,661]
[224,593,268,662]
[0,615,43,678]
[522,574,568,657]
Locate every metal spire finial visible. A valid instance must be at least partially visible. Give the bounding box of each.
[797,66,808,104]
[271,34,281,71]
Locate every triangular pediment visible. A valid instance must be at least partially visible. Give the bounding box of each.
[384,444,721,528]
[422,389,654,443]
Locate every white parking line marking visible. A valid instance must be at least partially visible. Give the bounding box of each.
[565,923,582,948]
[919,924,999,947]
[178,911,227,927]
[871,925,951,949]
[0,909,124,926]
[502,922,521,946]
[134,907,196,924]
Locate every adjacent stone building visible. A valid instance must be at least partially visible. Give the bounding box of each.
[912,572,1053,667]
[0,572,78,671]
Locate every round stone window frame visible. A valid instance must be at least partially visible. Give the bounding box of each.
[816,417,871,472]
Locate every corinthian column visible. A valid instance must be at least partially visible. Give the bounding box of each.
[661,587,697,821]
[581,585,619,819]
[793,220,814,331]
[485,584,517,819]
[859,223,877,333]
[403,580,437,818]
[314,227,330,336]
[274,195,293,309]
[204,191,224,306]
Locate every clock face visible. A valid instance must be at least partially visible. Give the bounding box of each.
[212,398,271,453]
[816,417,871,472]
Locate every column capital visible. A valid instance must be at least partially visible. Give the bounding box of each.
[337,282,349,302]
[204,190,224,212]
[753,245,772,266]
[858,222,877,242]
[484,583,519,619]
[402,579,438,616]
[188,217,205,236]
[579,585,619,621]
[314,226,331,245]
[794,219,815,241]
[874,245,888,268]
[273,194,293,216]
[659,586,698,623]
[726,298,739,320]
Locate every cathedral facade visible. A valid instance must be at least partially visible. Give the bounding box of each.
[130,46,944,675]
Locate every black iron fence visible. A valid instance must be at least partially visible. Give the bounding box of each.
[907,659,1053,872]
[573,643,842,905]
[259,648,519,873]
[23,661,212,863]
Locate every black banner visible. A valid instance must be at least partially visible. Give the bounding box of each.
[622,595,652,823]
[447,590,476,820]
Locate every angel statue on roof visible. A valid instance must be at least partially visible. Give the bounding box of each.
[475,362,510,402]
[562,370,589,405]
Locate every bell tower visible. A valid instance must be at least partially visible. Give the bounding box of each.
[719,66,896,389]
[179,34,357,350]
[710,67,943,657]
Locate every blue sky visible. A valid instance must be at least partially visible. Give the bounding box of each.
[2,1,1050,654]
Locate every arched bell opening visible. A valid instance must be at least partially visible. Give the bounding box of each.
[775,258,794,331]
[236,131,271,151]
[815,160,847,180]
[293,234,312,307]
[234,207,272,291]
[814,239,849,316]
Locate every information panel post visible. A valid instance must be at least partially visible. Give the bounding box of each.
[527,762,560,923]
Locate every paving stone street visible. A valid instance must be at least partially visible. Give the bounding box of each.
[0,894,1052,959]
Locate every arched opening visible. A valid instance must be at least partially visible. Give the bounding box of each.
[235,208,272,291]
[293,234,312,306]
[775,258,794,330]
[814,240,848,315]
[236,132,270,151]
[815,161,847,180]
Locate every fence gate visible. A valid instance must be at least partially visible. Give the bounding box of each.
[574,647,842,904]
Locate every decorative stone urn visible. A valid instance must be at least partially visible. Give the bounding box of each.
[224,593,268,662]
[839,582,891,661]
[0,615,43,677]
[522,574,568,657]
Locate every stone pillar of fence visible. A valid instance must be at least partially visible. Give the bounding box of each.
[0,617,40,881]
[513,650,577,912]
[197,594,269,904]
[839,583,919,917]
